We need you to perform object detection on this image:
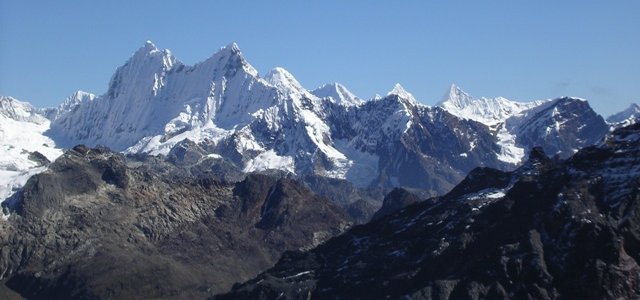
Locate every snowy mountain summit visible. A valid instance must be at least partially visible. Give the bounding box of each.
[311,83,362,106]
[438,84,608,163]
[387,83,418,104]
[438,84,544,126]
[607,103,640,127]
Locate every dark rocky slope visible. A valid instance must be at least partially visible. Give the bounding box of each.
[218,124,640,300]
[0,145,352,299]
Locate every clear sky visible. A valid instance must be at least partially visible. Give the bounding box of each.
[1,1,638,116]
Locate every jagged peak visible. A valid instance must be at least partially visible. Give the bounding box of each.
[438,83,474,108]
[224,42,241,53]
[264,67,307,96]
[0,95,46,123]
[606,102,640,124]
[213,42,244,59]
[133,40,162,57]
[311,82,362,106]
[387,83,417,104]
[0,95,35,109]
[201,42,258,77]
[125,40,176,67]
[0,95,19,103]
[63,90,95,106]
[107,42,178,99]
[144,40,157,50]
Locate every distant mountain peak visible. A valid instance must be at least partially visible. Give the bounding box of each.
[144,40,157,50]
[55,90,95,115]
[215,42,244,59]
[607,102,640,126]
[134,40,163,57]
[387,83,417,104]
[0,96,47,124]
[439,83,473,108]
[201,42,258,78]
[264,67,307,97]
[438,84,546,127]
[311,82,362,106]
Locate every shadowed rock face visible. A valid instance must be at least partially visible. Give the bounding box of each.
[0,146,352,299]
[371,188,421,221]
[218,124,640,300]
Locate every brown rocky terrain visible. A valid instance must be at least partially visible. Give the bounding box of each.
[0,145,352,299]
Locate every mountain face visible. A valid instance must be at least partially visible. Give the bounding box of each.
[438,84,544,127]
[0,97,63,203]
[508,97,610,158]
[439,86,609,163]
[607,103,640,127]
[49,41,279,151]
[219,123,640,300]
[0,145,352,299]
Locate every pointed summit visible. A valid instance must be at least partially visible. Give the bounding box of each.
[215,42,242,57]
[265,67,307,96]
[607,102,640,125]
[438,83,546,127]
[438,83,473,108]
[204,42,258,77]
[107,42,177,99]
[144,40,157,50]
[62,90,95,110]
[0,96,47,123]
[387,83,417,104]
[225,42,240,52]
[311,82,362,106]
[132,40,160,57]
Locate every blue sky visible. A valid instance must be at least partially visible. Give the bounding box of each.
[1,1,638,116]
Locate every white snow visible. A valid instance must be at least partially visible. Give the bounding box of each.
[332,139,380,187]
[438,83,547,127]
[0,97,63,204]
[388,83,418,104]
[311,83,363,106]
[495,124,526,164]
[465,187,508,201]
[243,150,295,174]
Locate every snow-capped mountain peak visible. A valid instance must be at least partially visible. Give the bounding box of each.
[0,96,47,124]
[46,90,97,120]
[311,83,362,106]
[143,40,157,51]
[62,90,95,110]
[204,42,259,78]
[607,103,640,126]
[439,83,474,109]
[106,41,178,99]
[264,67,308,97]
[387,83,417,104]
[438,84,544,126]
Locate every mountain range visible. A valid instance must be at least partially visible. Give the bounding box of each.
[1,41,640,299]
[0,41,632,209]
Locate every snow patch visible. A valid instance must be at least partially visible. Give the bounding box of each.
[243,150,295,174]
